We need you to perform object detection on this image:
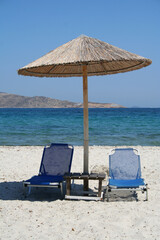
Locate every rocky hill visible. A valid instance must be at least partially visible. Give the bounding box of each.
[0,93,125,108]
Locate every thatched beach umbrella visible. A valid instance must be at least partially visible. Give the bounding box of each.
[18,35,152,189]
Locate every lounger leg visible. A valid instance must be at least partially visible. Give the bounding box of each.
[23,183,30,197]
[23,185,31,197]
[60,182,63,197]
[146,184,148,201]
[23,184,27,197]
[63,181,66,195]
[98,179,102,198]
[102,188,106,201]
[28,186,31,196]
[106,186,109,202]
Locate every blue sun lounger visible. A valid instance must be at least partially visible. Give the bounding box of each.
[105,148,148,201]
[23,143,74,197]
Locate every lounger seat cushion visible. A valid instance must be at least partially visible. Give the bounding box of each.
[24,175,64,185]
[109,178,145,188]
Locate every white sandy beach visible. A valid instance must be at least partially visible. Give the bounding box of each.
[0,146,160,240]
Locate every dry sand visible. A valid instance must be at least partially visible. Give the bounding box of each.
[0,146,160,240]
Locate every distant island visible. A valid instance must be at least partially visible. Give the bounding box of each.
[0,92,125,108]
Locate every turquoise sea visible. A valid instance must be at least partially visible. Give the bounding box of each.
[0,108,160,146]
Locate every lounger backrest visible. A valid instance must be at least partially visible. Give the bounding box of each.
[39,143,73,176]
[109,148,141,180]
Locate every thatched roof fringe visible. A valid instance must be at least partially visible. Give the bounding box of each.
[18,35,152,77]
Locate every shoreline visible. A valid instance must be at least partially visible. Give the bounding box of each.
[1,145,160,147]
[1,145,160,239]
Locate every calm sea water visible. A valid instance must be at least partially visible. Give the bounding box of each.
[0,108,160,146]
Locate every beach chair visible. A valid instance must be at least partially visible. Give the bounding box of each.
[105,148,148,201]
[23,143,74,197]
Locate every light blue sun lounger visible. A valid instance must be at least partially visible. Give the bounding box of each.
[23,143,74,197]
[105,148,148,201]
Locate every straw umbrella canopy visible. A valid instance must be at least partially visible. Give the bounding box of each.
[18,35,152,188]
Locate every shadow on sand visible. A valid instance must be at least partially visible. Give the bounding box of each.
[0,181,138,202]
[0,181,63,201]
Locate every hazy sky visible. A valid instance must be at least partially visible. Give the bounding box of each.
[1,0,159,107]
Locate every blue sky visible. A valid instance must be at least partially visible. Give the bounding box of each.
[1,0,159,107]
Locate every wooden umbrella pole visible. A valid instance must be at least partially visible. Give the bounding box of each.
[83,65,89,191]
